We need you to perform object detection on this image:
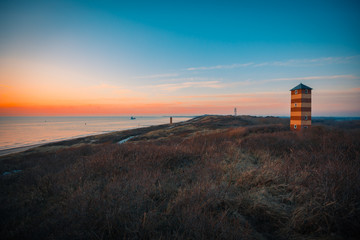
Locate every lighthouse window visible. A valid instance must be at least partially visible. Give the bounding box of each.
[294,103,297,107]
[305,115,308,120]
[294,124,297,129]
[305,89,308,94]
[295,90,298,94]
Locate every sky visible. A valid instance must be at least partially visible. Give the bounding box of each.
[0,0,359,116]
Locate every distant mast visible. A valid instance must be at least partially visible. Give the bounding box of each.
[234,107,237,116]
[290,83,312,130]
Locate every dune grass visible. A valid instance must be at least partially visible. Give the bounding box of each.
[0,116,359,239]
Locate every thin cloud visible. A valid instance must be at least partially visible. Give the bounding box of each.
[134,73,179,79]
[85,83,144,98]
[179,91,287,100]
[187,62,253,71]
[254,56,358,67]
[187,55,359,71]
[88,83,120,89]
[263,74,357,83]
[153,80,223,91]
[226,75,358,88]
[151,74,357,92]
[316,88,360,95]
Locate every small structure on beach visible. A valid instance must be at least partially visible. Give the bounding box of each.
[290,83,312,130]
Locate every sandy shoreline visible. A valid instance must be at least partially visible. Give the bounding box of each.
[0,118,195,158]
[0,121,178,158]
[0,144,46,157]
[0,130,135,158]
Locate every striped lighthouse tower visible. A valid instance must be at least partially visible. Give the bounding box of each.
[290,83,312,130]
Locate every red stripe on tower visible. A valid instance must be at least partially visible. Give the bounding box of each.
[290,83,312,131]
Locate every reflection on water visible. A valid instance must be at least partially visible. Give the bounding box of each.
[0,116,192,151]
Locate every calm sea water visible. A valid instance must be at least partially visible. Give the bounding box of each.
[0,116,192,151]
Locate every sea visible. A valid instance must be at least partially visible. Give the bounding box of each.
[0,116,193,151]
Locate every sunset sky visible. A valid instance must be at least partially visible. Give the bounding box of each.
[1,0,359,116]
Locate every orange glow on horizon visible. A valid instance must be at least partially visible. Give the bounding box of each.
[0,100,290,116]
[1,88,359,116]
[1,57,359,117]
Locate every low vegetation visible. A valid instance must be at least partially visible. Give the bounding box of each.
[1,116,359,239]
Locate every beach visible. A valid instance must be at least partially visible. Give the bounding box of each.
[0,144,45,157]
[0,116,192,156]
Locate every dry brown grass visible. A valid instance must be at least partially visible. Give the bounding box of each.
[0,116,359,239]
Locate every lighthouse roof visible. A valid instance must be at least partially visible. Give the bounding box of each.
[290,83,312,91]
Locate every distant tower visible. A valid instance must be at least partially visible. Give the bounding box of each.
[234,107,237,116]
[290,83,312,130]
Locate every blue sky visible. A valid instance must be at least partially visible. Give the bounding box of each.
[0,0,359,116]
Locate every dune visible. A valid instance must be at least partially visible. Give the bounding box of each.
[1,115,359,239]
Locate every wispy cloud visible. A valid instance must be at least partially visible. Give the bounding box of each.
[316,87,360,95]
[254,56,358,67]
[262,74,358,83]
[187,62,253,71]
[224,74,358,89]
[186,55,359,71]
[153,80,223,91]
[148,74,358,92]
[88,83,121,89]
[134,73,179,79]
[178,91,286,100]
[86,83,144,98]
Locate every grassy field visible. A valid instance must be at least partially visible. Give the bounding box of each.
[1,115,359,239]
